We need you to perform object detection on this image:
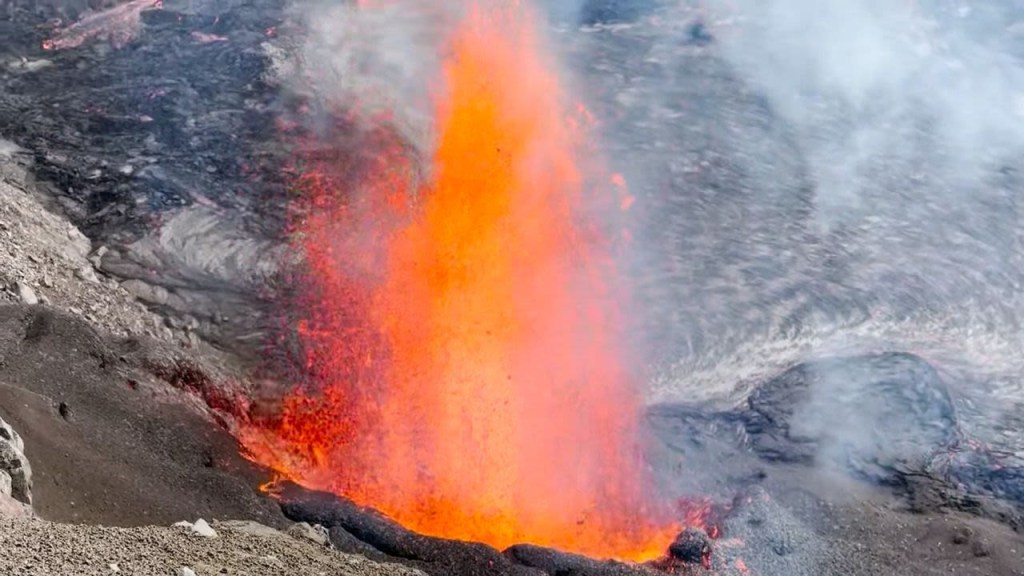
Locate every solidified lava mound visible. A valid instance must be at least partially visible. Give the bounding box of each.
[744,352,959,483]
[650,352,1024,529]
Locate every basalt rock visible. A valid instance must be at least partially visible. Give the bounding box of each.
[666,528,711,566]
[505,544,665,576]
[0,491,32,518]
[278,484,542,576]
[0,0,292,361]
[654,352,960,487]
[286,521,331,548]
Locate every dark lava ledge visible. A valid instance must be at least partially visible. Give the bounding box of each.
[276,482,702,576]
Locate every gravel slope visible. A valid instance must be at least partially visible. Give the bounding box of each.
[0,517,425,576]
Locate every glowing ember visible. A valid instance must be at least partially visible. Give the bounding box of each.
[241,0,681,561]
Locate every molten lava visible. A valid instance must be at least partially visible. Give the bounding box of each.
[242,0,680,561]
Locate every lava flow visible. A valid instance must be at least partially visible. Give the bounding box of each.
[241,0,681,562]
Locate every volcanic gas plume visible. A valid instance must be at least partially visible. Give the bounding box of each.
[241,0,680,560]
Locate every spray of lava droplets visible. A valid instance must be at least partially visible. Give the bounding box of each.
[241,0,681,561]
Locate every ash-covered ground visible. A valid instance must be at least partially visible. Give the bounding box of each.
[0,0,1023,575]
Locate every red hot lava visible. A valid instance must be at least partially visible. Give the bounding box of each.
[241,0,683,562]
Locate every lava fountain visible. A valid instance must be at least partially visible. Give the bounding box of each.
[241,0,681,561]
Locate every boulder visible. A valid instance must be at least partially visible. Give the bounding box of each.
[0,417,24,453]
[0,428,31,505]
[15,282,37,305]
[0,418,31,515]
[286,521,331,547]
[667,528,712,566]
[172,518,218,538]
[0,491,32,518]
[191,518,217,538]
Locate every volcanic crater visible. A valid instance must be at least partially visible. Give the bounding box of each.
[0,0,1023,575]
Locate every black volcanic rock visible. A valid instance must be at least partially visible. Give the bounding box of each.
[667,527,711,566]
[0,0,293,361]
[278,483,544,576]
[505,543,664,576]
[278,483,670,576]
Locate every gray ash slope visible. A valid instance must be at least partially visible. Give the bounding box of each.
[0,304,286,527]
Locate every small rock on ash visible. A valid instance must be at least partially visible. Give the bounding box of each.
[669,527,712,566]
[15,282,37,305]
[952,526,973,545]
[972,538,992,558]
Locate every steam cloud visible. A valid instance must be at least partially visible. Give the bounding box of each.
[594,0,1024,388]
[278,0,463,155]
[702,0,1024,225]
[640,0,1024,478]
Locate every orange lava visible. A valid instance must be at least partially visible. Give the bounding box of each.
[241,0,681,562]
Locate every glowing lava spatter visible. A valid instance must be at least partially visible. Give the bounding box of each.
[242,0,681,561]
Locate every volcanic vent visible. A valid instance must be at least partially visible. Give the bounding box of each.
[241,0,686,566]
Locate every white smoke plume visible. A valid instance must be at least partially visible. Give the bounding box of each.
[701,0,1024,226]
[273,0,468,155]
[634,0,1024,482]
